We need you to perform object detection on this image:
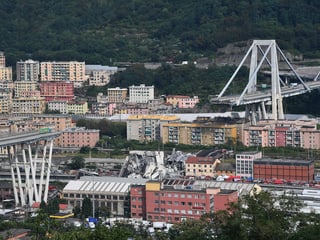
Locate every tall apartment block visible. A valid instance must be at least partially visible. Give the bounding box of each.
[40,61,85,87]
[16,59,40,81]
[0,52,5,67]
[129,84,154,103]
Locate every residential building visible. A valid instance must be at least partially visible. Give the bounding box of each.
[0,52,5,67]
[66,101,88,115]
[0,90,11,114]
[16,59,40,81]
[243,119,319,149]
[40,81,74,102]
[130,185,146,219]
[60,127,99,148]
[33,114,75,146]
[162,122,239,146]
[0,66,12,81]
[127,115,180,142]
[47,100,68,114]
[40,61,85,87]
[12,96,46,114]
[185,156,221,178]
[138,181,237,223]
[236,151,263,178]
[62,176,148,217]
[14,81,38,98]
[253,158,314,183]
[107,87,127,103]
[85,65,118,86]
[129,84,154,103]
[166,95,199,109]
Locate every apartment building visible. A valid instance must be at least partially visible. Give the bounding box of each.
[107,87,128,103]
[40,81,74,102]
[33,114,75,146]
[12,96,46,114]
[40,61,85,87]
[236,151,262,178]
[0,90,11,114]
[85,65,118,86]
[60,127,99,148]
[185,156,221,178]
[162,122,239,146]
[127,115,180,142]
[0,66,12,81]
[166,95,199,109]
[129,84,154,103]
[66,101,88,115]
[47,100,68,114]
[14,81,38,98]
[16,59,40,81]
[0,52,5,67]
[243,119,320,149]
[131,181,238,223]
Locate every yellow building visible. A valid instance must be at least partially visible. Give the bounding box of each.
[185,156,220,178]
[66,101,88,115]
[162,122,239,146]
[0,66,12,81]
[14,81,38,97]
[127,115,180,142]
[107,87,127,103]
[12,96,46,114]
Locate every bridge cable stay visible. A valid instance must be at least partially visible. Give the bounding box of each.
[210,39,317,124]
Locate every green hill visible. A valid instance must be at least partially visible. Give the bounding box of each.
[1,0,320,66]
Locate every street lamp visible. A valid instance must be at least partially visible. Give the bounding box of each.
[92,175,95,219]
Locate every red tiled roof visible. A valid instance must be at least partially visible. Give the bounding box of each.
[186,156,214,164]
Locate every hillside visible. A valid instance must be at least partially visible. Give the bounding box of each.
[1,0,320,66]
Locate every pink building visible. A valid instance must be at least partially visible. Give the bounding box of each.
[40,81,74,102]
[60,127,99,148]
[243,119,320,149]
[166,95,199,109]
[131,181,238,223]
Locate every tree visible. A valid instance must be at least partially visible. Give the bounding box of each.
[81,197,92,218]
[68,156,85,170]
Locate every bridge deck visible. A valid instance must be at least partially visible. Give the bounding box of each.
[210,81,320,106]
[0,131,61,147]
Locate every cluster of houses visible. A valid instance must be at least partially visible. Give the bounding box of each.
[0,52,199,115]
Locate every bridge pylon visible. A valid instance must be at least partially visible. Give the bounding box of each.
[212,39,310,124]
[0,131,60,208]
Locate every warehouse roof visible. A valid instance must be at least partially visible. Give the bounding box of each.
[63,176,148,194]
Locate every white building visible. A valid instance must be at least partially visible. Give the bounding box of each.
[85,65,118,86]
[236,151,262,178]
[16,59,40,81]
[129,84,154,103]
[47,100,68,114]
[62,176,148,217]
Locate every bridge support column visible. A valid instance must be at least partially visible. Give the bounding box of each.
[7,139,54,207]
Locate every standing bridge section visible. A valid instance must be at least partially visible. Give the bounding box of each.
[0,131,61,207]
[210,40,320,124]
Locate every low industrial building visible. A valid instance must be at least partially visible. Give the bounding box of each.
[62,176,148,217]
[253,158,314,182]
